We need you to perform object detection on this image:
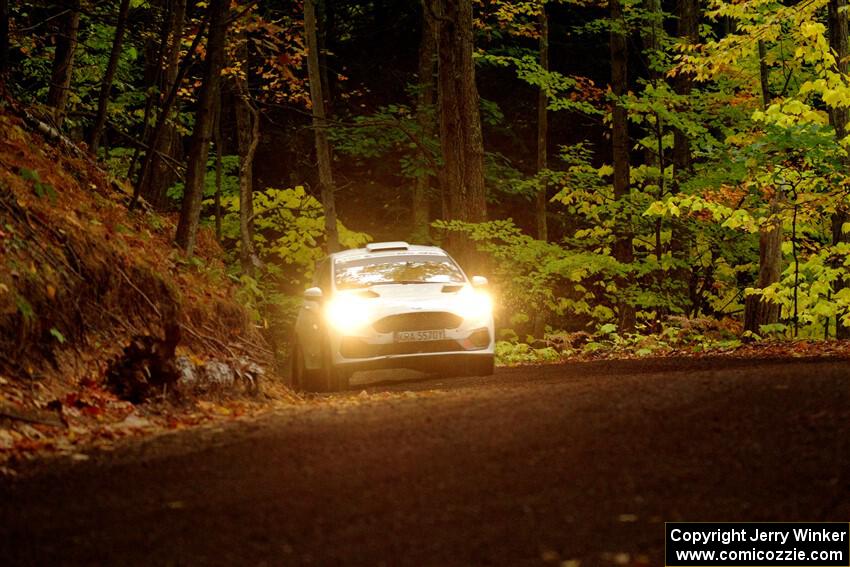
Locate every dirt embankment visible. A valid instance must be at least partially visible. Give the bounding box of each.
[0,104,289,470]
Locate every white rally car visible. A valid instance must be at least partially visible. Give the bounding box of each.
[291,242,495,391]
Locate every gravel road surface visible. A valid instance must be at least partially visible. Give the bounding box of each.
[2,357,848,566]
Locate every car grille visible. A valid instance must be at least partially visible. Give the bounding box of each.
[372,311,462,333]
[340,338,460,358]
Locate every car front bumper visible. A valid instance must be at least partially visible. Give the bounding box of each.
[329,324,494,373]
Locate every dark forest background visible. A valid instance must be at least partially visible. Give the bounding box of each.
[5,0,850,362]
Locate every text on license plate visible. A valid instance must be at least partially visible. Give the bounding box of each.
[395,330,445,342]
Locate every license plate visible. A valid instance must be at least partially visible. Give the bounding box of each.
[395,329,445,342]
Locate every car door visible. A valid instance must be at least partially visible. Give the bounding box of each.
[295,258,331,370]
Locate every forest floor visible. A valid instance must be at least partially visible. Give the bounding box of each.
[2,356,848,566]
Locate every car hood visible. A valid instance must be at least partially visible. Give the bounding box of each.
[338,283,472,317]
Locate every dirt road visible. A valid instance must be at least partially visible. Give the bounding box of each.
[2,357,848,566]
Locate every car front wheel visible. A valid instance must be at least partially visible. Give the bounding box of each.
[291,341,327,393]
[327,365,350,392]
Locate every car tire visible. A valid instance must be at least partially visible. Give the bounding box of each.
[469,355,495,377]
[291,341,326,393]
[329,366,351,392]
[312,338,349,393]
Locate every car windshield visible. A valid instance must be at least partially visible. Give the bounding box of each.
[334,254,465,290]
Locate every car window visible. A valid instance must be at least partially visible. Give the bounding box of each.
[334,255,465,290]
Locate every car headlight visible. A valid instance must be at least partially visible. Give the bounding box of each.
[325,295,372,333]
[457,286,493,322]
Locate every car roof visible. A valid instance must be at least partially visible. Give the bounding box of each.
[330,242,449,262]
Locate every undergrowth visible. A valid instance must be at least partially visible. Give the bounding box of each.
[493,317,829,366]
[0,106,271,405]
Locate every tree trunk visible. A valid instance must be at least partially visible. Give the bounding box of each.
[535,5,549,243]
[213,95,223,242]
[237,96,260,276]
[671,0,698,177]
[758,40,770,108]
[127,0,176,180]
[532,4,550,339]
[743,36,783,335]
[744,202,782,333]
[317,0,334,117]
[412,0,437,243]
[137,0,187,210]
[436,0,487,269]
[89,0,132,155]
[640,0,661,78]
[175,0,229,255]
[47,0,81,127]
[669,0,699,314]
[0,0,9,91]
[305,0,340,253]
[610,0,635,332]
[829,0,850,338]
[231,29,260,275]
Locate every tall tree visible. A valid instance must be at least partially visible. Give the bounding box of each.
[828,0,850,338]
[743,205,783,333]
[413,0,438,243]
[47,0,81,127]
[305,0,340,253]
[609,0,635,331]
[669,0,700,313]
[436,0,487,267]
[230,27,261,275]
[531,3,551,339]
[757,40,770,108]
[744,36,782,335]
[236,89,260,275]
[213,95,223,242]
[0,0,9,91]
[536,4,549,242]
[671,0,698,179]
[175,0,229,255]
[89,0,132,154]
[136,0,188,209]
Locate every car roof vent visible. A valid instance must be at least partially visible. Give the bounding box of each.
[366,241,410,253]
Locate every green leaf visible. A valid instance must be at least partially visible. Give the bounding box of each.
[597,323,617,335]
[49,328,66,343]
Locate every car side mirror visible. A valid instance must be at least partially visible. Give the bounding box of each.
[304,286,324,301]
[471,275,489,287]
